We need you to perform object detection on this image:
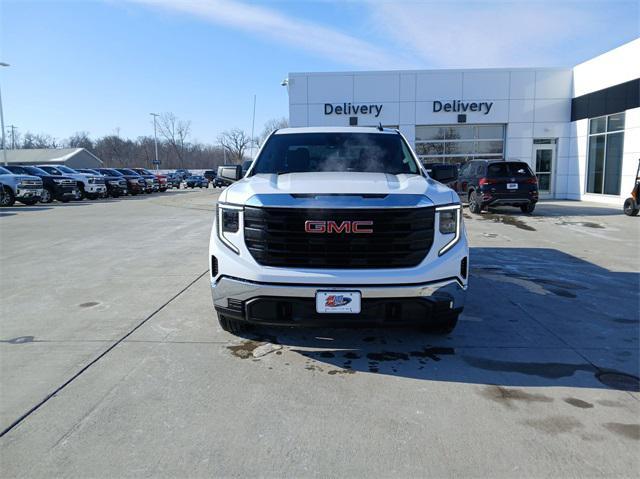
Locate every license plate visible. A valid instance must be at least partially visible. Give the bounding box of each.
[316,291,361,314]
[507,183,518,190]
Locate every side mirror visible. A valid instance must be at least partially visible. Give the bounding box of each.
[428,164,458,184]
[218,165,242,183]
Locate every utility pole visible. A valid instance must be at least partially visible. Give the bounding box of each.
[250,94,256,159]
[0,62,9,166]
[8,124,17,149]
[150,113,160,171]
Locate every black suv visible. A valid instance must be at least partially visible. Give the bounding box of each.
[455,160,538,214]
[203,170,217,183]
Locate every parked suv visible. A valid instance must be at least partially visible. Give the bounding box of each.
[37,165,106,200]
[455,160,538,214]
[203,170,217,183]
[0,166,43,206]
[5,165,77,203]
[210,127,468,334]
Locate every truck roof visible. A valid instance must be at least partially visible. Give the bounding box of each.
[273,126,398,135]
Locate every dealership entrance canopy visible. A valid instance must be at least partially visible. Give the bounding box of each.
[286,39,639,204]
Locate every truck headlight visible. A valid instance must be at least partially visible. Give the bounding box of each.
[437,205,461,256]
[217,205,242,254]
[88,178,96,184]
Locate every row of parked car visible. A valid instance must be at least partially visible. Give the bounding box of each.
[0,165,227,207]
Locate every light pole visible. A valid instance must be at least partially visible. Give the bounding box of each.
[150,113,160,171]
[0,62,9,166]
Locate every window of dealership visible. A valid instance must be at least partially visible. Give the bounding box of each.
[414,124,505,164]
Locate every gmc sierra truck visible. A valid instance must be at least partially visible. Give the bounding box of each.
[209,127,468,334]
[0,166,43,206]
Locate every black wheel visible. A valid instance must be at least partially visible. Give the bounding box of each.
[424,313,460,335]
[77,185,85,200]
[623,198,639,216]
[520,202,536,214]
[40,187,53,203]
[60,198,70,203]
[468,191,482,214]
[19,198,39,206]
[218,315,248,334]
[0,187,15,207]
[86,193,99,200]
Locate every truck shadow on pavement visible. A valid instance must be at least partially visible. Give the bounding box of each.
[245,248,639,392]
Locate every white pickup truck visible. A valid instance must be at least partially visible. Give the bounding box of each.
[0,166,43,206]
[209,127,468,334]
[37,165,107,200]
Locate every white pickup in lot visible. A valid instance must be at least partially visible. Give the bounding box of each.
[210,126,468,334]
[0,166,43,206]
[37,165,107,199]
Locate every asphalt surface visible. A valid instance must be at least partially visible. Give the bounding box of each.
[0,189,638,478]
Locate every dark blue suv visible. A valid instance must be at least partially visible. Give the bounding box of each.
[455,160,539,214]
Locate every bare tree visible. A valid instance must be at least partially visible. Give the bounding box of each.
[258,117,288,147]
[156,112,191,167]
[218,128,252,164]
[66,131,93,150]
[21,132,59,149]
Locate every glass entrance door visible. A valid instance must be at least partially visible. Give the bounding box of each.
[533,142,555,197]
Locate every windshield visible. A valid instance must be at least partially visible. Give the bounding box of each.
[56,165,78,174]
[117,169,139,176]
[102,169,122,176]
[0,166,10,174]
[24,166,49,176]
[487,162,534,178]
[252,132,419,175]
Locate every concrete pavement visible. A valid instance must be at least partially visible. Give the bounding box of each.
[0,192,638,477]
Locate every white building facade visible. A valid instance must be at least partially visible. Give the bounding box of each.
[287,39,639,204]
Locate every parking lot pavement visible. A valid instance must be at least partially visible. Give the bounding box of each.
[1,195,638,478]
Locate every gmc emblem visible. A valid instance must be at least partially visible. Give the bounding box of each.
[305,220,373,234]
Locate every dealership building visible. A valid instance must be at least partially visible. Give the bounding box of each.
[286,39,639,204]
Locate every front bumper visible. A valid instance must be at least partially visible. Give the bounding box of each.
[85,184,107,194]
[211,275,466,326]
[16,188,43,199]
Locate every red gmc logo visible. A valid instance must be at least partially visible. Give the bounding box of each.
[304,220,373,234]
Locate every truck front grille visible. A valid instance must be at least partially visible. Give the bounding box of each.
[244,206,435,269]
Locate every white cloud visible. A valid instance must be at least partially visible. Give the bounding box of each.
[365,0,627,67]
[129,0,410,69]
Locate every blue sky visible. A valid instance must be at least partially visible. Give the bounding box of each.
[1,0,638,144]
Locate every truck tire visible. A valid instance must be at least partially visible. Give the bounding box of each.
[86,193,99,200]
[623,198,639,216]
[218,315,248,334]
[520,202,536,214]
[0,187,15,207]
[468,191,482,214]
[19,198,39,206]
[40,187,53,203]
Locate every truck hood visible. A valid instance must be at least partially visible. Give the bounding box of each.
[220,172,457,206]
